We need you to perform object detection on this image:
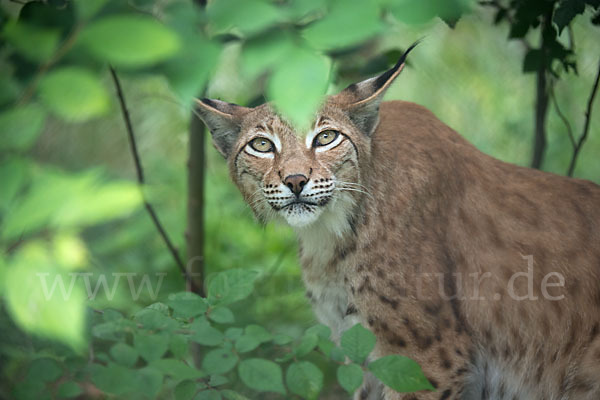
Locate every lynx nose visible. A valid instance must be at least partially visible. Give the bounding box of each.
[284,174,308,196]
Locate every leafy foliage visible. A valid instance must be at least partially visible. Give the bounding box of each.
[1,0,597,399]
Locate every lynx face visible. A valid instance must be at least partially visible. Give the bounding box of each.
[196,44,417,231]
[217,103,368,228]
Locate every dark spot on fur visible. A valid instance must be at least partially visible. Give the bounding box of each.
[390,335,406,348]
[427,377,438,389]
[439,389,452,400]
[346,304,357,316]
[378,294,398,309]
[423,302,443,316]
[358,276,374,293]
[438,348,452,369]
[360,387,369,400]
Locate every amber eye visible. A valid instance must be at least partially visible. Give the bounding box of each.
[249,137,274,153]
[313,130,339,147]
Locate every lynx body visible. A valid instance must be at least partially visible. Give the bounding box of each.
[196,47,600,399]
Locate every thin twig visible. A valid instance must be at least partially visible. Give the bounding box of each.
[109,66,200,293]
[549,85,576,148]
[567,57,600,177]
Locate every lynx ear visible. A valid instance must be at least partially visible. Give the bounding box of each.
[336,41,419,135]
[194,98,250,158]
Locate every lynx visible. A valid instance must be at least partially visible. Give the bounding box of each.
[195,44,600,400]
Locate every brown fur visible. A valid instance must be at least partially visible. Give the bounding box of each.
[196,50,600,399]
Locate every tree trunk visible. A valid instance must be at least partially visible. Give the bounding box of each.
[186,112,206,296]
[530,15,551,169]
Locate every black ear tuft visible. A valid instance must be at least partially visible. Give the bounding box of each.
[336,40,420,136]
[372,40,420,92]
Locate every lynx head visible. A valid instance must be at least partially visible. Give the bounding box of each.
[195,44,417,231]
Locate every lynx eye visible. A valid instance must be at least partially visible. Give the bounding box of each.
[249,137,274,153]
[314,130,339,147]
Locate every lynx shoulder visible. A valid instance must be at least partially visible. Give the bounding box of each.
[196,45,600,400]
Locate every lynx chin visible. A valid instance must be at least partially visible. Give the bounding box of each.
[195,43,600,400]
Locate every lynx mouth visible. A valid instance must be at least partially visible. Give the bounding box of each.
[283,200,319,208]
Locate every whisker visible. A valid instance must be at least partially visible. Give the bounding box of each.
[335,187,374,200]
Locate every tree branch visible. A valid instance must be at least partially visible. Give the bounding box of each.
[549,85,576,148]
[109,66,201,294]
[567,57,600,177]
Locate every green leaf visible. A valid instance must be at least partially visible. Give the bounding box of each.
[241,32,296,79]
[294,333,318,357]
[0,105,46,151]
[285,0,326,19]
[207,0,282,36]
[389,0,470,25]
[286,361,323,400]
[273,333,293,345]
[151,359,205,380]
[167,291,208,318]
[330,346,346,363]
[57,381,83,398]
[238,359,285,395]
[207,269,260,306]
[368,355,435,392]
[302,0,383,50]
[225,327,243,340]
[161,35,221,103]
[202,348,238,375]
[190,318,224,346]
[73,0,108,19]
[90,363,137,396]
[175,380,198,400]
[134,332,169,362]
[134,308,178,331]
[102,309,124,322]
[79,15,180,67]
[209,375,229,387]
[245,324,272,343]
[0,157,28,212]
[38,67,109,122]
[267,46,329,129]
[132,367,163,399]
[208,307,234,324]
[27,358,62,382]
[337,364,363,394]
[554,0,586,33]
[5,243,86,349]
[91,319,136,341]
[195,390,222,400]
[170,334,189,359]
[235,335,260,353]
[317,337,335,358]
[235,323,271,352]
[221,390,250,400]
[340,323,376,364]
[109,343,138,367]
[305,324,331,340]
[3,20,60,62]
[523,49,542,73]
[1,169,142,241]
[147,302,171,315]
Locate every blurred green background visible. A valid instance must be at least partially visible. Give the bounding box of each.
[0,0,598,398]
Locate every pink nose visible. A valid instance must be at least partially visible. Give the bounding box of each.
[284,174,308,196]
